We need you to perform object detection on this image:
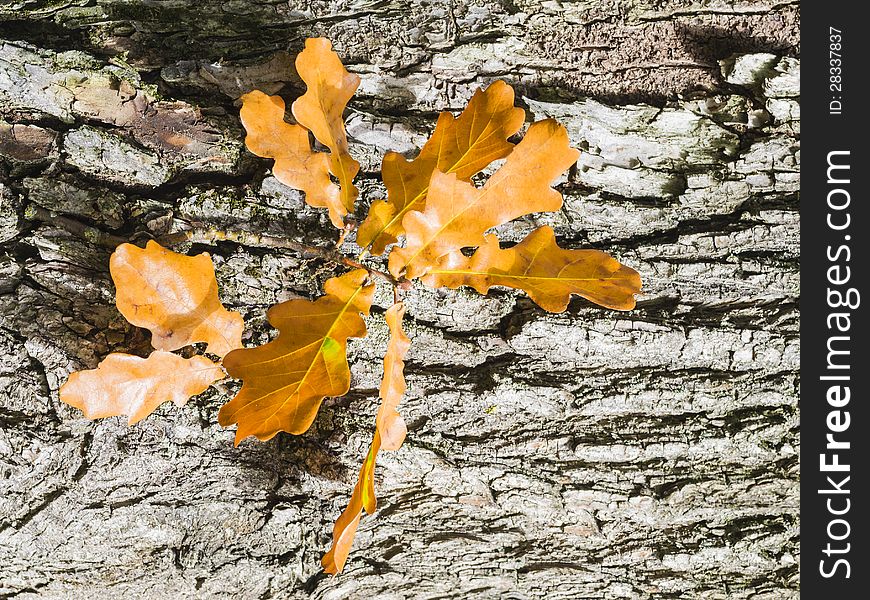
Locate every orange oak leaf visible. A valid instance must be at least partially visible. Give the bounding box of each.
[423,226,642,312]
[60,351,224,425]
[292,38,361,221]
[239,90,344,228]
[356,81,526,255]
[322,431,380,575]
[111,241,244,358]
[388,119,581,279]
[218,269,375,444]
[377,302,411,450]
[322,302,411,573]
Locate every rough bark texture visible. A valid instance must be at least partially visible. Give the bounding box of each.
[0,1,799,599]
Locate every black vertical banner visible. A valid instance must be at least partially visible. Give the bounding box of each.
[802,3,868,596]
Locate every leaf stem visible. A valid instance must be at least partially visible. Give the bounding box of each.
[24,205,128,248]
[159,227,408,288]
[25,205,409,290]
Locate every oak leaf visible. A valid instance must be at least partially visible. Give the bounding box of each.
[321,302,411,574]
[356,81,525,254]
[322,432,380,575]
[423,226,642,312]
[57,35,646,577]
[111,241,244,358]
[239,90,344,228]
[60,351,224,424]
[388,119,581,279]
[376,302,411,450]
[292,38,361,222]
[218,269,375,444]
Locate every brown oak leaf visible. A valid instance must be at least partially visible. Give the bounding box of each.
[321,301,412,574]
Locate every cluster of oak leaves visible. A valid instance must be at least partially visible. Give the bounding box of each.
[59,38,642,573]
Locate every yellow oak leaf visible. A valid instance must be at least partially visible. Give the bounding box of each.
[388,119,580,279]
[218,269,375,444]
[60,351,224,424]
[356,81,525,254]
[423,226,642,312]
[239,90,344,228]
[292,38,361,221]
[111,241,244,358]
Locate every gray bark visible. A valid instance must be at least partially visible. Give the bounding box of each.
[0,2,799,599]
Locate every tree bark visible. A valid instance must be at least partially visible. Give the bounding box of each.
[1,1,799,598]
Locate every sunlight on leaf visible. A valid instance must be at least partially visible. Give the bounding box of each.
[423,227,641,311]
[357,81,525,254]
[388,119,580,279]
[239,90,344,227]
[292,38,361,222]
[111,240,244,357]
